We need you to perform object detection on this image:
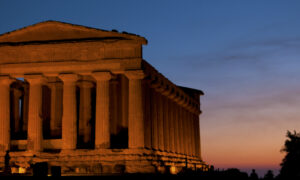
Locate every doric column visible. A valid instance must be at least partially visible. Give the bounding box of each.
[48,80,63,138]
[183,109,188,155]
[22,84,29,134]
[110,78,119,137]
[0,76,13,151]
[125,70,145,149]
[168,99,175,153]
[144,81,152,149]
[59,74,78,150]
[173,103,179,154]
[190,112,195,156]
[78,80,94,145]
[185,110,190,156]
[151,89,159,150]
[186,109,191,156]
[193,113,197,157]
[120,75,128,130]
[195,114,201,158]
[157,93,164,151]
[92,72,111,149]
[12,88,22,135]
[177,100,184,154]
[188,111,193,156]
[192,113,196,157]
[162,95,170,152]
[25,75,45,152]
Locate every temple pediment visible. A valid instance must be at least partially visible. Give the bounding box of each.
[0,20,147,44]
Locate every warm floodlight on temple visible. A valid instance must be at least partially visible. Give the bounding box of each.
[0,21,206,176]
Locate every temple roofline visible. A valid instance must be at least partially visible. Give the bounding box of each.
[177,86,204,96]
[0,20,147,45]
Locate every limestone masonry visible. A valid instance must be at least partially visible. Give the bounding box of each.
[0,21,206,175]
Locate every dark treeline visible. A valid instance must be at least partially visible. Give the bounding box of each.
[173,167,272,180]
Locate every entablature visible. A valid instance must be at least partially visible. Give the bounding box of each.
[142,60,202,115]
[0,41,142,64]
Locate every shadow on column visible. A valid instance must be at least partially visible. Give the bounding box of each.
[76,86,96,149]
[110,127,128,149]
[10,81,28,151]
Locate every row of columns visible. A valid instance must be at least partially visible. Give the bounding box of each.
[146,80,201,158]
[0,70,145,152]
[0,70,201,158]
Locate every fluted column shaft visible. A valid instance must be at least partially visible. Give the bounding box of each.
[59,74,78,150]
[169,99,175,153]
[163,95,169,152]
[78,80,94,144]
[0,77,13,151]
[185,109,191,156]
[173,103,179,154]
[190,112,194,156]
[125,71,145,149]
[26,75,45,152]
[188,111,193,156]
[176,104,184,154]
[192,113,196,157]
[144,82,152,149]
[110,79,119,136]
[195,114,201,158]
[157,93,164,151]
[151,89,159,150]
[48,81,63,138]
[186,110,190,156]
[92,72,111,149]
[183,108,188,155]
[193,113,197,157]
[12,88,22,134]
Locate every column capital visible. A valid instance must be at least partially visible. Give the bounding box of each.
[12,88,23,98]
[78,80,94,88]
[24,74,46,84]
[169,89,177,100]
[174,94,184,104]
[155,82,166,93]
[149,75,159,87]
[182,97,189,108]
[59,74,79,83]
[124,70,145,80]
[110,76,119,85]
[0,75,14,85]
[46,76,61,83]
[150,80,162,90]
[161,85,172,96]
[91,72,112,81]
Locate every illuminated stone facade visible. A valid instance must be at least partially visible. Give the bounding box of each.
[0,21,205,175]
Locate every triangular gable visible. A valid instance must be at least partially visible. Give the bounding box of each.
[0,20,147,44]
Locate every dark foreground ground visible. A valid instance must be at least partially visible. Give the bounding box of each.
[0,167,290,180]
[0,170,268,180]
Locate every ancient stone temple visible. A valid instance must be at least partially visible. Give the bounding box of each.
[0,21,206,175]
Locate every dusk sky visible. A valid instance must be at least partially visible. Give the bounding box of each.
[1,0,300,177]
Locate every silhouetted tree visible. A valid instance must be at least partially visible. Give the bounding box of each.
[249,169,259,180]
[263,170,274,180]
[278,130,300,179]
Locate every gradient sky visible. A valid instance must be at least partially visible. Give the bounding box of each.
[1,0,300,177]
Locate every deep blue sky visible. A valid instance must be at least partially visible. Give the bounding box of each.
[1,0,300,177]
